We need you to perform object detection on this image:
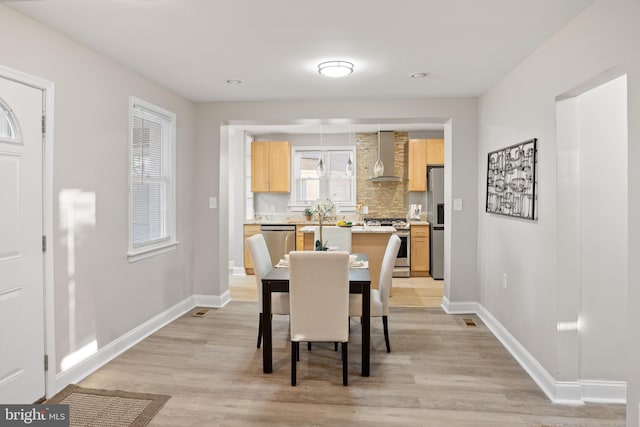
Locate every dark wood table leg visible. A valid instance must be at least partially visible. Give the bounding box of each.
[262,281,273,373]
[362,283,370,376]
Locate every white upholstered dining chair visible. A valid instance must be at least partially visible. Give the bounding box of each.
[313,226,351,252]
[349,234,401,353]
[289,251,350,386]
[246,234,290,349]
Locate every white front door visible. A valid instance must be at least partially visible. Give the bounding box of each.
[0,76,45,403]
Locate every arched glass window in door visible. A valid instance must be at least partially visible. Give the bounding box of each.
[0,98,21,142]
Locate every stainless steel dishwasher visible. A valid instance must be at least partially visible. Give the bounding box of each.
[260,224,296,266]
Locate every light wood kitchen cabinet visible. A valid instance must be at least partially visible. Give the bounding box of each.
[426,138,444,165]
[251,141,291,192]
[408,139,444,191]
[243,224,261,275]
[408,139,428,191]
[410,225,430,276]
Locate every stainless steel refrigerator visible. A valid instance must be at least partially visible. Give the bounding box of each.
[427,166,444,280]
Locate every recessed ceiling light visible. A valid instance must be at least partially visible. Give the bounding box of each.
[409,72,430,79]
[226,79,242,84]
[318,61,354,78]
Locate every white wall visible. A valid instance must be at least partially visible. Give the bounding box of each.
[194,99,479,312]
[0,5,197,383]
[478,0,639,421]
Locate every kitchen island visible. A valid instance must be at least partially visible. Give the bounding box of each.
[299,225,395,290]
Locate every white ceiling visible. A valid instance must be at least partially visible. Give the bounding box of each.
[3,0,593,134]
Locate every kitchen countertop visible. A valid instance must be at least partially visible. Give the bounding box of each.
[299,225,396,234]
[245,218,429,227]
[245,218,361,226]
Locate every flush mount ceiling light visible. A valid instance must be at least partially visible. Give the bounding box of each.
[318,61,354,78]
[226,79,243,84]
[409,72,430,79]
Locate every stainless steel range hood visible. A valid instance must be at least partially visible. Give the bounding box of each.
[370,131,402,182]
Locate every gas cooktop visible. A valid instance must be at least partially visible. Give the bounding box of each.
[364,217,410,229]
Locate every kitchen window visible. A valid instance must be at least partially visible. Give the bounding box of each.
[127,97,177,262]
[291,147,356,211]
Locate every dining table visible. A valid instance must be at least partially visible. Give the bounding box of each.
[261,253,372,376]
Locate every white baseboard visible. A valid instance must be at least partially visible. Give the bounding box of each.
[442,299,626,405]
[440,296,479,314]
[51,290,233,398]
[231,267,246,275]
[194,290,231,308]
[579,380,627,404]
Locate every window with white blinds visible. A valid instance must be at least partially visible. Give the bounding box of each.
[128,97,177,262]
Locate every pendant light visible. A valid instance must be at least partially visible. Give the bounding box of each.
[317,124,326,177]
[373,125,384,177]
[345,125,354,177]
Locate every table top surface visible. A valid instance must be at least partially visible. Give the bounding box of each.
[262,253,371,283]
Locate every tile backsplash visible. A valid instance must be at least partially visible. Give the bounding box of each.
[356,131,408,218]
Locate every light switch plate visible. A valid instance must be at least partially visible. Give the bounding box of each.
[453,198,463,211]
[209,197,217,209]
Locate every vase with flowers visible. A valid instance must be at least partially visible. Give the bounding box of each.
[312,198,336,251]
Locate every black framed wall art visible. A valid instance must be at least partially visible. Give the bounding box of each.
[486,138,537,220]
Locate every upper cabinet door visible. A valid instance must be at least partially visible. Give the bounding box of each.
[268,141,291,192]
[408,139,428,191]
[251,141,270,192]
[251,141,290,192]
[426,139,444,165]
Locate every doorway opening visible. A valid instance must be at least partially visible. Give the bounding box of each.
[555,69,628,400]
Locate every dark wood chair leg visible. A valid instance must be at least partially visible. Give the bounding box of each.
[342,342,348,386]
[291,341,298,386]
[334,342,338,351]
[307,342,312,351]
[382,315,391,353]
[257,313,263,349]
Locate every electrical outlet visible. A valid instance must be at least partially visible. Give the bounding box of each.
[503,273,508,289]
[209,197,217,209]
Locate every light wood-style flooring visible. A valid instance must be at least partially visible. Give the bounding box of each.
[230,274,446,308]
[77,275,625,426]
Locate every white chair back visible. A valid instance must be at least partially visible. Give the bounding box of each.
[379,234,401,313]
[314,226,352,252]
[247,233,291,316]
[246,234,272,309]
[289,251,350,343]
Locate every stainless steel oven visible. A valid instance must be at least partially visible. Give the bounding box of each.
[393,229,410,277]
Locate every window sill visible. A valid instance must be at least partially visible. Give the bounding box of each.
[127,240,178,263]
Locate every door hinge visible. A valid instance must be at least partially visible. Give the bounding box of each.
[41,114,46,136]
[42,235,47,252]
[44,354,48,371]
